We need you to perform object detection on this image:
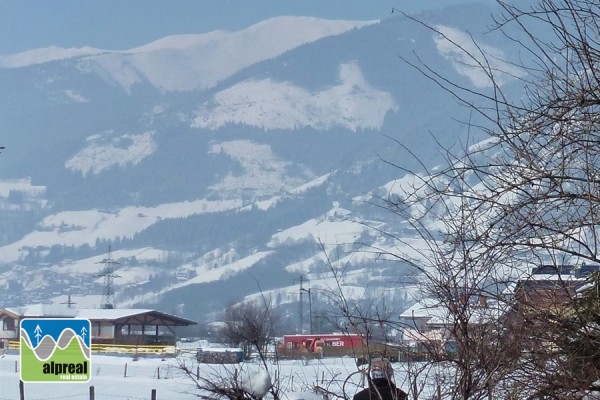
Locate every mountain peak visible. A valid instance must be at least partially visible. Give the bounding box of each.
[1,16,378,93]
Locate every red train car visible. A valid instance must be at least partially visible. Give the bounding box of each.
[282,333,363,353]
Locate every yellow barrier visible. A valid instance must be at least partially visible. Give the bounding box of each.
[91,343,176,356]
[7,340,174,355]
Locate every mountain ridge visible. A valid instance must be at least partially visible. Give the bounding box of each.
[0,4,526,328]
[1,16,377,93]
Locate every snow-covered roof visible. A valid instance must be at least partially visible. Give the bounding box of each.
[1,305,196,325]
[527,273,583,281]
[399,298,444,319]
[3,304,78,318]
[426,301,507,326]
[503,272,586,296]
[75,308,154,320]
[399,297,508,327]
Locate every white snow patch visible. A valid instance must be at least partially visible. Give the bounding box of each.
[241,368,272,398]
[0,199,242,263]
[0,353,423,400]
[240,173,331,211]
[208,140,307,197]
[467,136,500,153]
[433,25,523,88]
[0,178,45,198]
[130,31,229,53]
[289,173,331,194]
[63,89,89,103]
[268,203,369,248]
[192,63,396,131]
[180,251,272,286]
[118,250,273,306]
[66,131,157,176]
[253,196,283,211]
[0,46,104,68]
[50,247,167,277]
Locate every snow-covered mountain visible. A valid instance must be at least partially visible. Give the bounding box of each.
[0,4,526,328]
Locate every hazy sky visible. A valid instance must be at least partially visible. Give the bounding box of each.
[0,0,492,55]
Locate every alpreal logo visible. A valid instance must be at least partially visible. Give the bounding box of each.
[20,318,91,383]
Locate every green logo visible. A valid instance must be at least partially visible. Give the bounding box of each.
[20,318,91,383]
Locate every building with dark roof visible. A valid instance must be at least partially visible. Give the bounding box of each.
[0,305,196,350]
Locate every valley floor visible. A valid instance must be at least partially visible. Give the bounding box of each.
[0,352,417,400]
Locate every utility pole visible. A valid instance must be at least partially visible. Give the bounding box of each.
[303,287,312,334]
[299,275,304,333]
[299,275,313,334]
[60,294,76,308]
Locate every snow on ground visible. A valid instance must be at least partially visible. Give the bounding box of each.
[0,46,104,68]
[65,131,158,176]
[267,202,372,250]
[0,199,241,263]
[192,63,397,131]
[0,351,421,400]
[208,140,307,197]
[0,353,196,400]
[240,173,331,212]
[433,24,524,88]
[118,250,274,308]
[0,178,46,199]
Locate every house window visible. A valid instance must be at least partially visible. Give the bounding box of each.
[99,324,114,339]
[2,317,15,331]
[91,322,114,339]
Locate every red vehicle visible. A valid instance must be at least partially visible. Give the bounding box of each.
[282,334,363,354]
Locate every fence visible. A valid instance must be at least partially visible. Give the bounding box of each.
[0,353,194,400]
[10,381,158,400]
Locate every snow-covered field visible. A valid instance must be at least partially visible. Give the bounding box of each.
[0,352,418,400]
